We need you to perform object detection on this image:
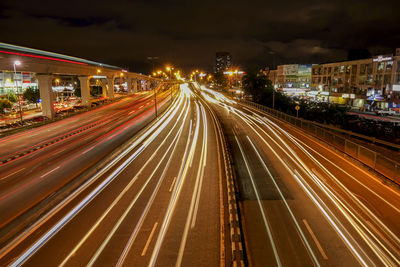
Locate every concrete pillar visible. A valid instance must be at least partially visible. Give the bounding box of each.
[133,79,138,93]
[36,74,55,119]
[100,79,108,97]
[78,76,91,106]
[107,78,115,98]
[127,78,133,94]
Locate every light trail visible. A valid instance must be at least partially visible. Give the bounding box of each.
[234,134,282,267]
[61,90,189,266]
[246,136,321,266]
[9,86,184,266]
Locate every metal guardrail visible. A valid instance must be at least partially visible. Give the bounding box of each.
[240,99,400,185]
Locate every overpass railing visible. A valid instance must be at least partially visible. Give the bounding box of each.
[239,99,400,185]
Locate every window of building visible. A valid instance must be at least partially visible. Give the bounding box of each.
[366,75,373,85]
[386,61,393,71]
[377,62,384,71]
[359,76,366,85]
[346,65,351,74]
[328,67,332,74]
[360,64,366,75]
[323,68,327,75]
[338,77,343,84]
[323,77,326,83]
[367,64,373,74]
[396,74,400,83]
[334,66,339,74]
[396,61,400,72]
[383,74,391,85]
[352,65,357,75]
[333,78,338,85]
[339,66,344,73]
[375,74,382,85]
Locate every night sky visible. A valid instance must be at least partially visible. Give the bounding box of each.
[1,0,399,73]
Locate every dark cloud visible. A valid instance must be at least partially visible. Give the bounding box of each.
[0,0,399,73]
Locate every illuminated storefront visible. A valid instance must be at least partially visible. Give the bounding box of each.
[0,71,37,95]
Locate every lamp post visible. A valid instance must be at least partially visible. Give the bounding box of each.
[13,60,23,124]
[166,66,173,100]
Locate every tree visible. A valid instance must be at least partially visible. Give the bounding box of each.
[0,99,12,115]
[74,84,81,97]
[6,92,18,103]
[242,66,272,103]
[23,87,40,108]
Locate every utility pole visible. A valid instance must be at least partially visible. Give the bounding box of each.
[154,82,157,117]
[13,60,23,124]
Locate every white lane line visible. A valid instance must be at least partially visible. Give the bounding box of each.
[366,221,399,255]
[247,136,320,266]
[1,168,25,180]
[312,169,326,183]
[303,219,328,260]
[40,166,60,178]
[9,92,185,267]
[234,135,282,267]
[141,222,158,256]
[233,112,370,266]
[81,146,95,155]
[169,177,177,192]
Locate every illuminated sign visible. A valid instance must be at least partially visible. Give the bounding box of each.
[373,54,393,62]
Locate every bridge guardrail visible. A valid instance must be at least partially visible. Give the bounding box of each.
[239,99,400,185]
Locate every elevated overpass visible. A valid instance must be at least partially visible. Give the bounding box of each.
[0,42,161,118]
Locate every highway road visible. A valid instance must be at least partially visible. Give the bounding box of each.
[199,86,400,266]
[0,84,173,244]
[0,84,229,266]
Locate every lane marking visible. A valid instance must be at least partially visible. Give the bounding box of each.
[169,177,177,192]
[1,168,25,180]
[234,135,282,267]
[141,222,158,256]
[303,219,328,260]
[40,166,60,178]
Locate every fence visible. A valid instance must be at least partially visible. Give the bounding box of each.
[240,100,400,185]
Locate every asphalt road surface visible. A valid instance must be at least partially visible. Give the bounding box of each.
[0,83,228,267]
[200,86,400,267]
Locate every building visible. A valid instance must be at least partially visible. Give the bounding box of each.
[215,52,232,73]
[0,71,38,95]
[269,64,313,95]
[311,49,400,110]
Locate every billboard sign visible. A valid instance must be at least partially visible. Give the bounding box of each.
[298,64,312,75]
[373,54,393,62]
[283,64,298,75]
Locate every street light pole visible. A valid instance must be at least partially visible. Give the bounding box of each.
[13,61,23,124]
[154,83,157,117]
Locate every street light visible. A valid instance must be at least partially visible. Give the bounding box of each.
[166,66,173,99]
[13,60,23,124]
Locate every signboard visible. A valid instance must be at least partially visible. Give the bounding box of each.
[298,64,312,75]
[22,72,31,83]
[393,85,400,92]
[295,105,300,111]
[373,54,393,62]
[283,64,298,75]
